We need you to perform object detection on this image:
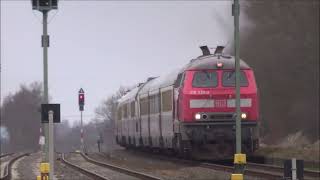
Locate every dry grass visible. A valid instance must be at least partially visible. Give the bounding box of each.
[257,132,320,162]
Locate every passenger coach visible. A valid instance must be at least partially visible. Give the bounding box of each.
[115,46,259,159]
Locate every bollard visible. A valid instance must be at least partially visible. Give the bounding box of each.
[284,159,304,180]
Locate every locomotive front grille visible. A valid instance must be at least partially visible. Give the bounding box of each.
[197,112,235,121]
[209,114,233,120]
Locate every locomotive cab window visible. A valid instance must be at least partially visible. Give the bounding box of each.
[192,71,218,87]
[222,71,248,87]
[174,73,185,88]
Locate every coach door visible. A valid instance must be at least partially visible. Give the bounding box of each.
[139,93,149,146]
[160,86,174,148]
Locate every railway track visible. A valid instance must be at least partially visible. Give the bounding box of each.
[61,152,162,180]
[246,162,320,179]
[117,149,319,180]
[0,153,29,180]
[176,158,319,179]
[61,153,109,180]
[0,154,14,159]
[175,158,319,179]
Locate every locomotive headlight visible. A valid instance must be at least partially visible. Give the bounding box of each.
[195,113,201,120]
[241,113,247,119]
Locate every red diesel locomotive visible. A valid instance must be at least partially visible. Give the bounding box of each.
[115,46,259,159]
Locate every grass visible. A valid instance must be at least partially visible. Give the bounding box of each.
[256,132,320,171]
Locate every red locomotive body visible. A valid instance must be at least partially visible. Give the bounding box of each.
[115,47,259,159]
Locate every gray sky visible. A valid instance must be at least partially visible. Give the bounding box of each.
[1,1,235,124]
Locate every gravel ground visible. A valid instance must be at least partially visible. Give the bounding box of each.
[10,152,93,180]
[12,153,40,180]
[65,153,139,180]
[0,155,12,178]
[88,149,232,180]
[55,154,93,180]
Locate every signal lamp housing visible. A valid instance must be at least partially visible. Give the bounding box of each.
[32,0,58,11]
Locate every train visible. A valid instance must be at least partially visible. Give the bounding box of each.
[115,46,259,159]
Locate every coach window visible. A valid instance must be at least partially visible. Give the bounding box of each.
[150,94,160,114]
[130,101,135,117]
[123,104,128,119]
[154,94,160,113]
[117,107,122,121]
[140,97,148,116]
[161,90,172,112]
[149,95,155,114]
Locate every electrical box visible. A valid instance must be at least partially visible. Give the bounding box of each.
[41,104,61,123]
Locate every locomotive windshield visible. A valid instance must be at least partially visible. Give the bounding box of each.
[222,71,248,86]
[192,71,218,87]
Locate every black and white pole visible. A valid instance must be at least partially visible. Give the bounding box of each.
[78,88,85,152]
[48,110,54,180]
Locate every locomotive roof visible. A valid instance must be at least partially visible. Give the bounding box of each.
[117,54,251,104]
[185,55,250,70]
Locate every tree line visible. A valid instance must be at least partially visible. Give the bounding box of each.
[239,0,319,141]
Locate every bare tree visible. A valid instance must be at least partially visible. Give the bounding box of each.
[1,82,43,153]
[93,86,129,152]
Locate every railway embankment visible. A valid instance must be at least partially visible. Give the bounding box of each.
[256,136,320,171]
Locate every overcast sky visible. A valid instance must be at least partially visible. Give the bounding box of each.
[1,1,237,124]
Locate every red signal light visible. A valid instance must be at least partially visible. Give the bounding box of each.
[79,94,85,106]
[78,88,85,111]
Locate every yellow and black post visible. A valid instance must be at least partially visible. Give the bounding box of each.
[37,162,50,180]
[231,153,246,180]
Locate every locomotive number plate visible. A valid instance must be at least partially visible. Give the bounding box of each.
[215,99,226,108]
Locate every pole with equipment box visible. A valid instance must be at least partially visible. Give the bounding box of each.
[31,0,58,164]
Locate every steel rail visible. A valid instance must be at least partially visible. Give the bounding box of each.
[61,153,110,180]
[197,162,282,179]
[0,153,29,180]
[247,162,320,179]
[80,153,162,180]
[0,153,14,159]
[116,151,282,179]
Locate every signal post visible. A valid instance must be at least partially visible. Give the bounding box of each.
[232,0,247,179]
[78,88,85,152]
[32,1,59,180]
